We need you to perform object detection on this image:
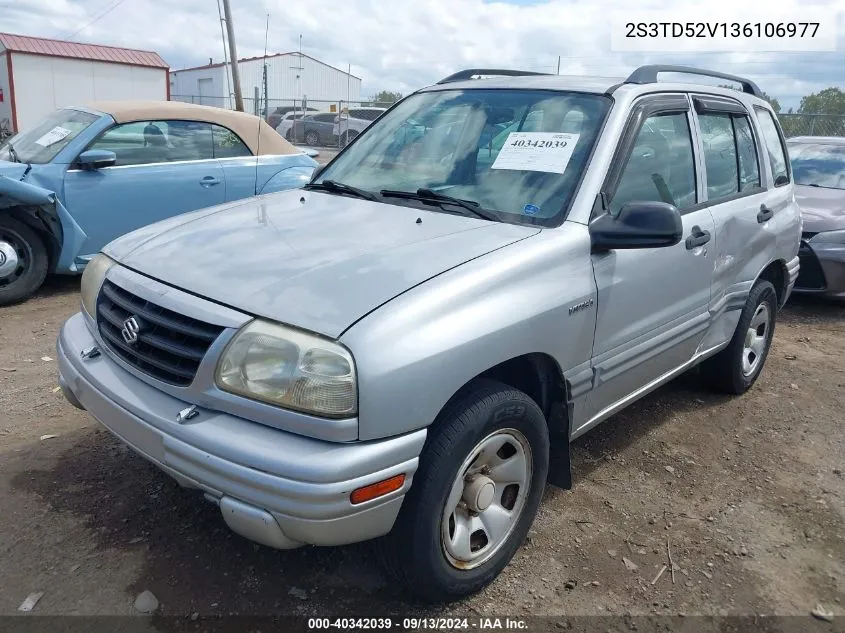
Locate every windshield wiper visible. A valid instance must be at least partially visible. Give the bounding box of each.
[6,143,20,163]
[304,180,380,202]
[380,188,498,221]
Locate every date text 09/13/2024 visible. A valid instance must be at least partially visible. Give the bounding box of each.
[307,617,529,630]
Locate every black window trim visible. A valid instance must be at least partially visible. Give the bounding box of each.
[690,101,765,208]
[693,95,748,115]
[753,105,792,187]
[596,92,697,219]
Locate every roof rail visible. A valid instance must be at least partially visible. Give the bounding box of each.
[623,65,763,98]
[436,68,550,85]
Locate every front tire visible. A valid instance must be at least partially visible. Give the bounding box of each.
[700,279,777,394]
[379,380,549,602]
[0,216,49,306]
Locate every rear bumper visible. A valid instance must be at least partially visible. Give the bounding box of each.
[57,311,426,549]
[794,242,845,299]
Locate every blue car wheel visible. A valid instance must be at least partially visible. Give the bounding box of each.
[0,217,49,306]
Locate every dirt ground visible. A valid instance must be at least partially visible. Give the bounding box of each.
[0,276,843,624]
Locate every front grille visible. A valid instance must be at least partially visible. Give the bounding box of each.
[96,280,225,386]
[796,242,827,290]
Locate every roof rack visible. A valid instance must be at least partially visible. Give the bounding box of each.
[436,68,550,85]
[623,65,763,98]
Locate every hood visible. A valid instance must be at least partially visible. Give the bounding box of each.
[0,160,30,181]
[795,184,845,234]
[105,190,540,337]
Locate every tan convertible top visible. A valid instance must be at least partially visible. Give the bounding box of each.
[85,100,299,156]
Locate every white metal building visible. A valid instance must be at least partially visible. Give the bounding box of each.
[0,32,169,134]
[170,53,362,110]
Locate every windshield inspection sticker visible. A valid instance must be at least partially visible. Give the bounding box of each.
[34,126,73,147]
[492,132,580,174]
[522,204,540,216]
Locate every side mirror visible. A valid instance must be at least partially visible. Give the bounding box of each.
[590,201,683,251]
[77,149,116,170]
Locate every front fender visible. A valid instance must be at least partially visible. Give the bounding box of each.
[0,175,87,272]
[341,224,598,442]
[259,164,317,195]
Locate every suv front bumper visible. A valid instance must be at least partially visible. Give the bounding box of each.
[57,311,425,550]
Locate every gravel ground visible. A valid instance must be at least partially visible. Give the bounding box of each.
[0,276,842,623]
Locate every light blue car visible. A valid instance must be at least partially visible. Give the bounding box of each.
[0,100,318,305]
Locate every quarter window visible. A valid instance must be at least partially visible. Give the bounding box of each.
[698,112,761,201]
[88,120,214,166]
[734,116,761,191]
[212,124,251,158]
[610,112,697,215]
[755,108,790,186]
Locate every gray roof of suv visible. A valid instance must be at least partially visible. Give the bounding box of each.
[418,74,773,112]
[419,74,625,94]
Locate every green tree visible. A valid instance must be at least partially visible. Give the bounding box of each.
[370,90,403,105]
[760,91,781,113]
[798,87,845,114]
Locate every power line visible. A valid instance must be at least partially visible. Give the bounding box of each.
[55,0,131,41]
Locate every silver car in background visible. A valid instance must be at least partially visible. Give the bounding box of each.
[57,66,800,602]
[788,136,845,299]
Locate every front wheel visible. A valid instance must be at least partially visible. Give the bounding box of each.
[304,130,320,146]
[0,216,49,306]
[378,380,549,602]
[700,279,777,394]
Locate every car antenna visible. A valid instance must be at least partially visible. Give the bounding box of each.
[254,12,270,196]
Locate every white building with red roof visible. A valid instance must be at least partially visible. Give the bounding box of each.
[0,32,169,134]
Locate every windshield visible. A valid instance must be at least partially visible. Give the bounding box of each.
[0,108,100,164]
[315,89,611,225]
[788,142,845,189]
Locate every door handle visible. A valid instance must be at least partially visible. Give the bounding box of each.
[685,225,711,250]
[200,176,221,187]
[757,205,774,224]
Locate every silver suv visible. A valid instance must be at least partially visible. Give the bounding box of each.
[57,65,800,602]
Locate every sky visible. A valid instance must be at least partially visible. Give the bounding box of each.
[1,0,843,110]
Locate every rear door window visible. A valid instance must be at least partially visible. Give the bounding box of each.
[698,111,762,201]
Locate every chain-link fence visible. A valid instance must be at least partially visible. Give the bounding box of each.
[778,113,845,138]
[171,95,396,148]
[172,94,845,146]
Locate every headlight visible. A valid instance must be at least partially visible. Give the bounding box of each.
[215,320,357,418]
[80,253,115,318]
[811,229,845,245]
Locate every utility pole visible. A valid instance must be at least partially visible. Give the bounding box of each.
[289,34,304,115]
[221,0,244,111]
[557,56,561,75]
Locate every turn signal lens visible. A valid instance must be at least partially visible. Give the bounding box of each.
[350,474,406,505]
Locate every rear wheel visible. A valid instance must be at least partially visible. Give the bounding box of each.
[378,380,549,602]
[0,216,49,306]
[700,280,777,394]
[305,130,320,146]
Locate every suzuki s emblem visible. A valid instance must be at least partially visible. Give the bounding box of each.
[121,316,141,345]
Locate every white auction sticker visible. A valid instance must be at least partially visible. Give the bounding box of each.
[491,132,580,174]
[34,126,72,147]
